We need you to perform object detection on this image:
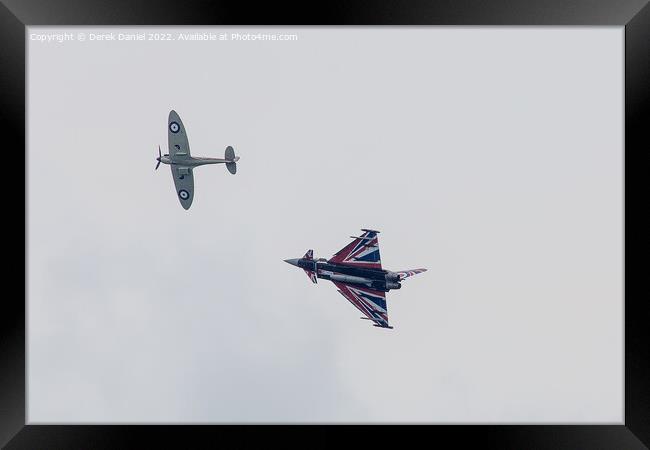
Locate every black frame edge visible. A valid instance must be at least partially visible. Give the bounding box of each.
[1,0,649,25]
[0,0,26,447]
[3,425,650,450]
[624,0,650,447]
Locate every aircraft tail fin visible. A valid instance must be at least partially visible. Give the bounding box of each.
[225,146,239,174]
[303,249,313,260]
[396,268,427,281]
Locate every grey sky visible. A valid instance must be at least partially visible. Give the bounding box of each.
[27,27,623,423]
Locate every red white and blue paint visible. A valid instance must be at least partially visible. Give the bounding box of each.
[328,229,382,270]
[397,268,428,280]
[284,229,426,330]
[334,282,390,328]
[301,249,318,284]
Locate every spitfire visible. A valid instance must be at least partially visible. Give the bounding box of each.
[284,229,426,329]
[156,110,239,210]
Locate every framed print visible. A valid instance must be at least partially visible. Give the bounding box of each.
[2,0,648,448]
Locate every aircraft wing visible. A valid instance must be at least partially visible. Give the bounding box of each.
[328,229,382,269]
[332,281,392,329]
[168,110,192,162]
[170,165,194,210]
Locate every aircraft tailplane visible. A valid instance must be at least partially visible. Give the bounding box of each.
[225,146,238,174]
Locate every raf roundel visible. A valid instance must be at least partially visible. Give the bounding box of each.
[169,121,180,133]
[178,189,189,200]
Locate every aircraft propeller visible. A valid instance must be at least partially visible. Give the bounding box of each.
[155,145,162,170]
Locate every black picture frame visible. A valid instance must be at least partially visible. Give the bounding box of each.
[2,1,648,448]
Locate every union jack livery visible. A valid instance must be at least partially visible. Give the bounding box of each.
[284,229,426,329]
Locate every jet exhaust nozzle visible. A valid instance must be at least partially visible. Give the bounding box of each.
[385,272,400,282]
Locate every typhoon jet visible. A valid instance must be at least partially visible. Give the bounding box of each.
[156,110,239,210]
[284,229,426,329]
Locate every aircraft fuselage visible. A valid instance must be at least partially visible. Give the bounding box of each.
[159,155,238,167]
[286,258,402,292]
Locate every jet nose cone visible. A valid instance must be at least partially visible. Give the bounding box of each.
[284,258,300,267]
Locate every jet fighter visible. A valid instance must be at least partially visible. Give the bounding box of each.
[156,110,239,210]
[284,229,426,329]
